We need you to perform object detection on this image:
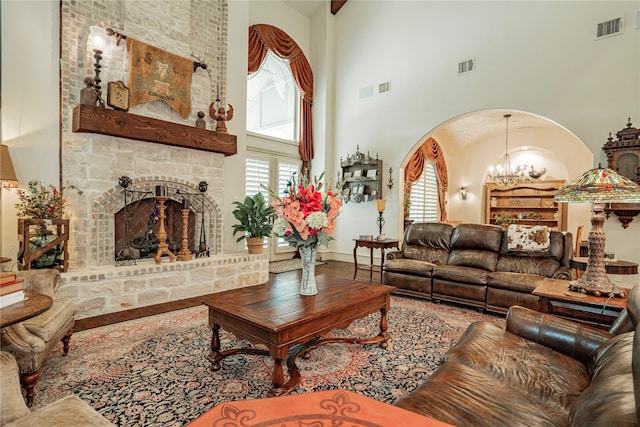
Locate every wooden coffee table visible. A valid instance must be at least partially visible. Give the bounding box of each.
[201,275,394,397]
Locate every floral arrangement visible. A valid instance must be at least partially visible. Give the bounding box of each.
[493,211,518,225]
[15,180,80,219]
[269,172,343,249]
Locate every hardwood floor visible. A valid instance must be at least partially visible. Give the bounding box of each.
[74,260,372,331]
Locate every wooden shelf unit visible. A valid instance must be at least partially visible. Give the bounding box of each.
[485,180,567,231]
[17,219,70,272]
[340,147,383,203]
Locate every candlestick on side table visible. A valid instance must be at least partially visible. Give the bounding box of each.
[154,196,176,264]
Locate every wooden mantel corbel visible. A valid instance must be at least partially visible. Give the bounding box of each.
[72,104,237,156]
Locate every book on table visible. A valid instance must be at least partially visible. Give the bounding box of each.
[1,274,17,285]
[0,280,24,296]
[0,290,25,309]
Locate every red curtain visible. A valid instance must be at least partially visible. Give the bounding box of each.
[404,137,449,222]
[248,24,314,174]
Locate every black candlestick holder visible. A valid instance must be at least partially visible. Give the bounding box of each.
[376,211,385,239]
[196,181,210,258]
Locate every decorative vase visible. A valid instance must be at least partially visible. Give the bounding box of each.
[299,245,318,296]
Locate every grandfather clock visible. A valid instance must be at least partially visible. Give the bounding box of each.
[602,118,640,228]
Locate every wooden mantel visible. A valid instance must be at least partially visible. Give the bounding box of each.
[72,104,237,156]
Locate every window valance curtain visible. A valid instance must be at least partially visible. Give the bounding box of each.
[248,24,314,174]
[405,137,449,222]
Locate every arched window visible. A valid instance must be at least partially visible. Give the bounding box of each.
[404,137,449,223]
[247,51,299,141]
[408,163,439,222]
[248,24,314,173]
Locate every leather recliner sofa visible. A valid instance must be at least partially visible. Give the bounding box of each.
[383,222,572,313]
[393,283,640,427]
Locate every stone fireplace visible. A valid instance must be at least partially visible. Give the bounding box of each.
[56,1,267,320]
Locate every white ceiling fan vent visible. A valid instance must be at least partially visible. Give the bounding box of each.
[596,17,623,39]
[457,58,474,75]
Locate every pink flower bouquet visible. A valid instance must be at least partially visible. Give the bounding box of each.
[269,172,343,249]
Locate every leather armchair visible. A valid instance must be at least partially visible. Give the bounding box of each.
[0,269,77,406]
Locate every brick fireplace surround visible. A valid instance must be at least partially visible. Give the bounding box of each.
[57,1,267,320]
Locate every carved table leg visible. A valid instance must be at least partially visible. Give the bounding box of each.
[378,307,389,349]
[272,358,285,388]
[209,323,221,371]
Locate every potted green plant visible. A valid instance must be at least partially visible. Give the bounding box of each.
[232,192,276,254]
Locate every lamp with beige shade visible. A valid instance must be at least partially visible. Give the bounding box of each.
[1,144,19,264]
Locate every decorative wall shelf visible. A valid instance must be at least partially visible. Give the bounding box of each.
[72,104,237,156]
[340,146,383,203]
[602,117,640,228]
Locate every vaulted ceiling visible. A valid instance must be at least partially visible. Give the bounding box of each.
[282,0,347,16]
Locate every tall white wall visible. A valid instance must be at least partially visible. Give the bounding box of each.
[328,1,640,266]
[1,0,59,268]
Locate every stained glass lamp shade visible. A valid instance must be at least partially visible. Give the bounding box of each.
[555,167,640,297]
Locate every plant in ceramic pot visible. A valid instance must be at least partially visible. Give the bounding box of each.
[232,192,276,254]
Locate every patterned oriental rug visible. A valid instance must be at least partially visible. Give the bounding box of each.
[34,296,504,427]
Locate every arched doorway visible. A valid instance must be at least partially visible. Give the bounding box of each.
[398,109,593,241]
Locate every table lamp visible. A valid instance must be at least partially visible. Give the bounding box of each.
[554,166,640,297]
[1,144,19,264]
[1,144,19,189]
[375,199,387,240]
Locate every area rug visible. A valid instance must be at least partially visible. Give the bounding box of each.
[34,296,504,426]
[269,258,326,273]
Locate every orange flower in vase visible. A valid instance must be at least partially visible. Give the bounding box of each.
[268,172,343,295]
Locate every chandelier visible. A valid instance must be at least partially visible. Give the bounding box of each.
[488,114,520,186]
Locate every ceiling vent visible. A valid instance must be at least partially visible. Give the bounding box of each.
[597,17,623,38]
[457,58,474,75]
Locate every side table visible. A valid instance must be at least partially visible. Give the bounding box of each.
[353,238,399,282]
[0,292,53,328]
[533,278,627,329]
[570,257,638,275]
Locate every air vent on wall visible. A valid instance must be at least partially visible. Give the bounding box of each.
[378,81,391,93]
[457,58,474,75]
[597,17,623,38]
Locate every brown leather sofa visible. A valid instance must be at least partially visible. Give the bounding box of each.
[383,222,572,313]
[393,283,639,427]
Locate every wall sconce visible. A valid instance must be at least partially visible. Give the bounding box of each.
[458,186,469,200]
[387,167,393,190]
[375,199,387,240]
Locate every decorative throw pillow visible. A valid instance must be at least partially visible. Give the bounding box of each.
[507,224,551,251]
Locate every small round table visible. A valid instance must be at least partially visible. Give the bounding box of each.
[570,257,638,275]
[0,292,53,328]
